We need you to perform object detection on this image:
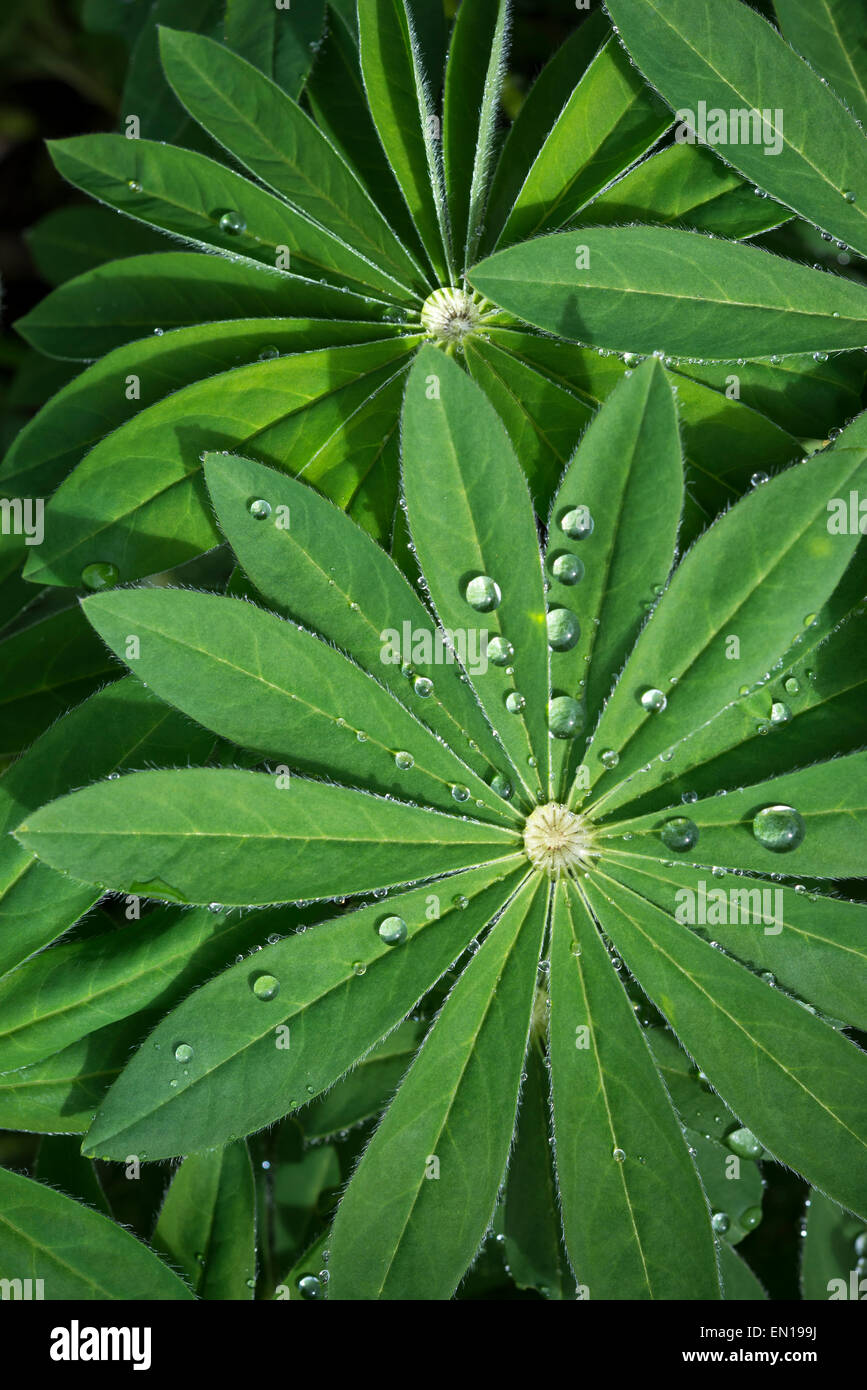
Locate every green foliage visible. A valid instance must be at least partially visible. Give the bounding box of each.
[2,0,866,1303]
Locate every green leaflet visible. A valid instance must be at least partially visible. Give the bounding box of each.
[481,12,608,251]
[0,1164,193,1299]
[583,870,867,1219]
[602,859,867,1032]
[260,1120,340,1285]
[576,444,867,812]
[223,0,326,97]
[464,336,594,504]
[0,1020,144,1135]
[574,142,792,240]
[443,0,510,268]
[402,349,550,803]
[773,0,867,127]
[158,28,429,297]
[0,678,211,975]
[26,205,168,287]
[0,902,289,1073]
[357,0,451,282]
[686,1132,764,1246]
[22,337,417,588]
[600,751,867,880]
[544,358,683,802]
[497,37,671,247]
[302,1020,426,1139]
[120,0,224,152]
[549,881,720,1300]
[606,0,867,259]
[35,1134,111,1217]
[720,1244,768,1300]
[470,227,867,359]
[152,1143,256,1299]
[204,453,509,786]
[83,587,517,822]
[273,1229,330,1301]
[800,1189,865,1300]
[14,768,521,907]
[80,865,525,1160]
[328,875,547,1300]
[502,1035,574,1299]
[672,351,866,440]
[14,252,390,360]
[47,134,414,301]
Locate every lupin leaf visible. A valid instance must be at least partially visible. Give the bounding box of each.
[151,1142,256,1299]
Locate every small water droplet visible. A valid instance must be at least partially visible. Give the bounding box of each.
[682,790,698,804]
[711,1211,730,1235]
[487,635,514,666]
[741,1206,763,1231]
[490,772,512,799]
[451,783,470,802]
[252,973,280,1001]
[377,915,407,945]
[505,691,526,714]
[612,1147,626,1162]
[724,1127,763,1160]
[258,345,279,361]
[219,210,246,234]
[351,960,367,976]
[783,676,800,694]
[413,675,433,697]
[356,730,368,743]
[81,562,119,591]
[660,816,699,852]
[394,750,414,770]
[600,749,619,769]
[548,695,583,739]
[770,701,791,725]
[547,608,580,651]
[464,575,501,611]
[559,506,594,540]
[297,1274,323,1300]
[813,351,829,362]
[750,471,769,487]
[248,498,271,520]
[174,1043,194,1063]
[551,553,584,585]
[752,804,806,853]
[639,687,667,714]
[843,190,857,203]
[452,894,469,911]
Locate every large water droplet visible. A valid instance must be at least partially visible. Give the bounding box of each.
[752,804,805,853]
[451,783,470,802]
[252,973,280,1001]
[549,695,583,739]
[560,506,594,540]
[297,1274,323,1300]
[174,1043,194,1062]
[612,1147,626,1162]
[487,635,514,666]
[639,687,667,714]
[490,772,512,799]
[351,960,367,976]
[378,914,407,945]
[600,749,619,769]
[464,575,501,611]
[711,1211,730,1235]
[724,1127,763,1160]
[81,562,119,591]
[248,498,271,521]
[660,816,699,851]
[413,675,433,697]
[505,691,526,713]
[770,701,791,725]
[394,750,414,770]
[551,553,584,585]
[219,210,246,234]
[547,608,580,651]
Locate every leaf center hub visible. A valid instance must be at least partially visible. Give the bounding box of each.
[523,802,596,878]
[421,287,483,346]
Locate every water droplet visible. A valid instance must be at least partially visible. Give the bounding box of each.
[413,675,433,697]
[784,676,800,695]
[248,498,271,521]
[752,804,806,853]
[351,960,367,976]
[770,701,791,725]
[551,553,584,585]
[600,749,619,769]
[174,1043,194,1063]
[559,506,594,540]
[356,730,368,743]
[843,190,856,203]
[378,914,407,945]
[854,1231,867,1257]
[394,750,414,770]
[711,1211,730,1235]
[750,471,769,487]
[813,351,829,362]
[682,790,698,804]
[660,816,699,852]
[639,687,667,714]
[612,1147,626,1162]
[464,575,501,611]
[505,691,526,713]
[487,636,514,666]
[258,345,279,361]
[252,973,280,1001]
[297,1274,323,1300]
[741,1206,763,1231]
[547,608,580,651]
[219,210,246,235]
[724,1127,763,1160]
[452,894,469,911]
[81,561,119,591]
[761,971,776,986]
[451,783,470,803]
[490,772,512,799]
[548,695,583,738]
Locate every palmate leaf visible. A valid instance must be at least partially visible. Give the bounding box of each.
[606,0,867,259]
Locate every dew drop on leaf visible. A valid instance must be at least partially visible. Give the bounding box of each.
[297,1274,324,1300]
[711,1212,730,1235]
[724,1127,763,1159]
[219,210,246,234]
[505,691,526,713]
[81,562,119,591]
[551,553,584,585]
[600,749,619,769]
[547,608,580,651]
[752,804,805,853]
[464,575,501,611]
[451,783,470,802]
[487,636,514,665]
[770,701,791,725]
[174,1043,194,1063]
[639,687,667,713]
[490,772,512,799]
[548,695,583,738]
[248,498,271,521]
[252,974,280,1001]
[559,506,594,540]
[413,675,433,697]
[258,345,279,361]
[741,1207,763,1231]
[351,961,367,976]
[394,750,414,770]
[612,1147,626,1162]
[377,915,407,945]
[660,816,699,851]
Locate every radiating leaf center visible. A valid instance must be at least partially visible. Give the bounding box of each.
[420,287,485,346]
[523,802,596,878]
